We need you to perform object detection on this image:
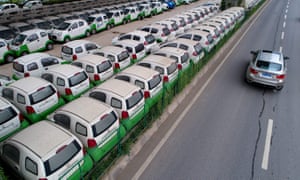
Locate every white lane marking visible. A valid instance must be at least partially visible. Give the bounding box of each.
[132,3,268,179]
[284,14,287,19]
[283,21,286,28]
[285,9,288,13]
[279,46,283,53]
[281,31,285,40]
[262,119,274,170]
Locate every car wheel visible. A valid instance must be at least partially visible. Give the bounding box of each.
[64,37,71,42]
[21,51,28,56]
[5,54,14,63]
[92,29,96,34]
[86,31,91,37]
[275,86,283,91]
[46,43,54,50]
[107,24,111,30]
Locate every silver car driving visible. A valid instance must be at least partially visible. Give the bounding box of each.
[246,50,289,90]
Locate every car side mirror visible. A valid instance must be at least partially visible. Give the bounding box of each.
[250,50,258,55]
[284,56,289,60]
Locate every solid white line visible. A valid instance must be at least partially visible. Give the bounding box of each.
[262,119,274,170]
[281,31,285,40]
[283,22,286,28]
[279,46,283,53]
[132,3,268,179]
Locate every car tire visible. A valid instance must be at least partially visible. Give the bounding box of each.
[92,29,96,34]
[275,86,283,91]
[46,43,54,50]
[107,24,111,30]
[86,31,91,37]
[21,51,28,56]
[64,37,71,43]
[5,54,14,63]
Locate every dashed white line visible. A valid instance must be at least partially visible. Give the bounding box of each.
[279,46,283,53]
[285,9,288,13]
[284,14,287,19]
[262,119,274,170]
[283,21,286,28]
[281,31,285,40]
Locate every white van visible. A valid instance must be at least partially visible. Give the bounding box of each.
[12,53,64,80]
[93,45,131,72]
[86,79,145,130]
[2,77,64,123]
[41,64,91,102]
[194,24,221,46]
[114,39,146,63]
[72,54,114,85]
[137,54,178,83]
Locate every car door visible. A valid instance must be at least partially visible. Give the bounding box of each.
[0,41,7,58]
[69,22,80,38]
[1,143,22,174]
[26,33,40,52]
[77,20,87,36]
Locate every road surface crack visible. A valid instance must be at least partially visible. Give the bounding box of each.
[251,90,265,180]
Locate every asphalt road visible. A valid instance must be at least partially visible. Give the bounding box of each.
[109,0,300,179]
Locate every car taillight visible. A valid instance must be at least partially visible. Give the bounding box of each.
[7,44,10,50]
[38,178,48,180]
[57,92,60,98]
[114,63,120,70]
[177,64,182,70]
[82,147,87,155]
[205,41,209,45]
[144,91,150,99]
[213,35,217,39]
[65,88,72,95]
[276,74,285,79]
[170,28,174,32]
[121,111,129,119]
[19,113,24,122]
[250,68,258,74]
[72,54,77,61]
[26,106,35,114]
[192,51,198,56]
[144,41,148,45]
[94,74,100,81]
[24,72,30,77]
[161,33,165,37]
[87,139,97,148]
[132,54,137,60]
[163,75,169,82]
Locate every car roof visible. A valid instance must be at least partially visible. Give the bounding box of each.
[170,38,199,45]
[9,22,30,27]
[157,47,187,56]
[142,24,165,29]
[130,30,150,36]
[57,97,112,123]
[76,54,108,64]
[65,19,84,23]
[0,25,10,30]
[63,39,95,47]
[119,65,159,80]
[46,64,83,77]
[99,45,125,54]
[94,79,139,97]
[14,53,50,64]
[19,29,45,35]
[257,50,282,63]
[186,29,211,36]
[141,54,174,66]
[115,39,142,47]
[8,76,52,93]
[10,121,73,157]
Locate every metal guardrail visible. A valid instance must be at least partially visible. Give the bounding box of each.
[0,0,134,24]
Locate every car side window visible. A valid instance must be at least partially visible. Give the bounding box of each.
[179,44,188,50]
[111,97,122,109]
[41,57,59,67]
[89,91,106,102]
[41,73,53,83]
[27,34,38,42]
[76,123,87,136]
[193,35,202,41]
[138,62,151,68]
[17,94,25,104]
[53,113,71,129]
[170,55,179,62]
[85,43,98,51]
[107,55,115,62]
[72,62,83,68]
[78,21,84,27]
[163,43,177,48]
[0,41,5,48]
[57,77,65,86]
[75,47,83,54]
[27,62,38,71]
[141,27,149,32]
[154,66,164,75]
[115,75,130,82]
[151,28,158,33]
[96,16,103,22]
[86,65,94,73]
[135,80,145,89]
[125,47,133,53]
[2,88,14,100]
[71,23,78,30]
[3,144,20,164]
[179,34,191,39]
[119,34,131,40]
[40,31,47,37]
[25,157,38,175]
[133,36,140,41]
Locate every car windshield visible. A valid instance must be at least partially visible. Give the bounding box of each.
[69,71,88,87]
[11,34,26,45]
[167,62,177,75]
[19,24,35,32]
[118,51,130,62]
[92,111,117,137]
[36,21,52,30]
[87,17,95,24]
[29,85,56,105]
[181,52,189,63]
[135,44,144,53]
[13,62,24,72]
[52,18,64,26]
[256,60,282,71]
[145,34,155,44]
[56,22,70,30]
[44,140,81,176]
[0,106,17,125]
[97,61,112,73]
[148,75,161,90]
[126,90,143,109]
[0,29,16,40]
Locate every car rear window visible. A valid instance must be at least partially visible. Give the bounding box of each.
[69,71,88,87]
[13,62,24,73]
[181,52,189,64]
[148,75,161,90]
[194,43,203,55]
[167,62,177,75]
[162,28,170,36]
[117,51,130,62]
[62,46,73,55]
[29,85,56,105]
[44,140,81,176]
[135,44,144,53]
[126,90,143,109]
[92,111,117,137]
[145,34,155,44]
[256,60,282,71]
[97,60,112,73]
[0,106,17,125]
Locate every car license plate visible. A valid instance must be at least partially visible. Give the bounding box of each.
[261,72,272,78]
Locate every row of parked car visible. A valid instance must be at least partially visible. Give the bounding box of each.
[0,2,246,180]
[0,0,193,64]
